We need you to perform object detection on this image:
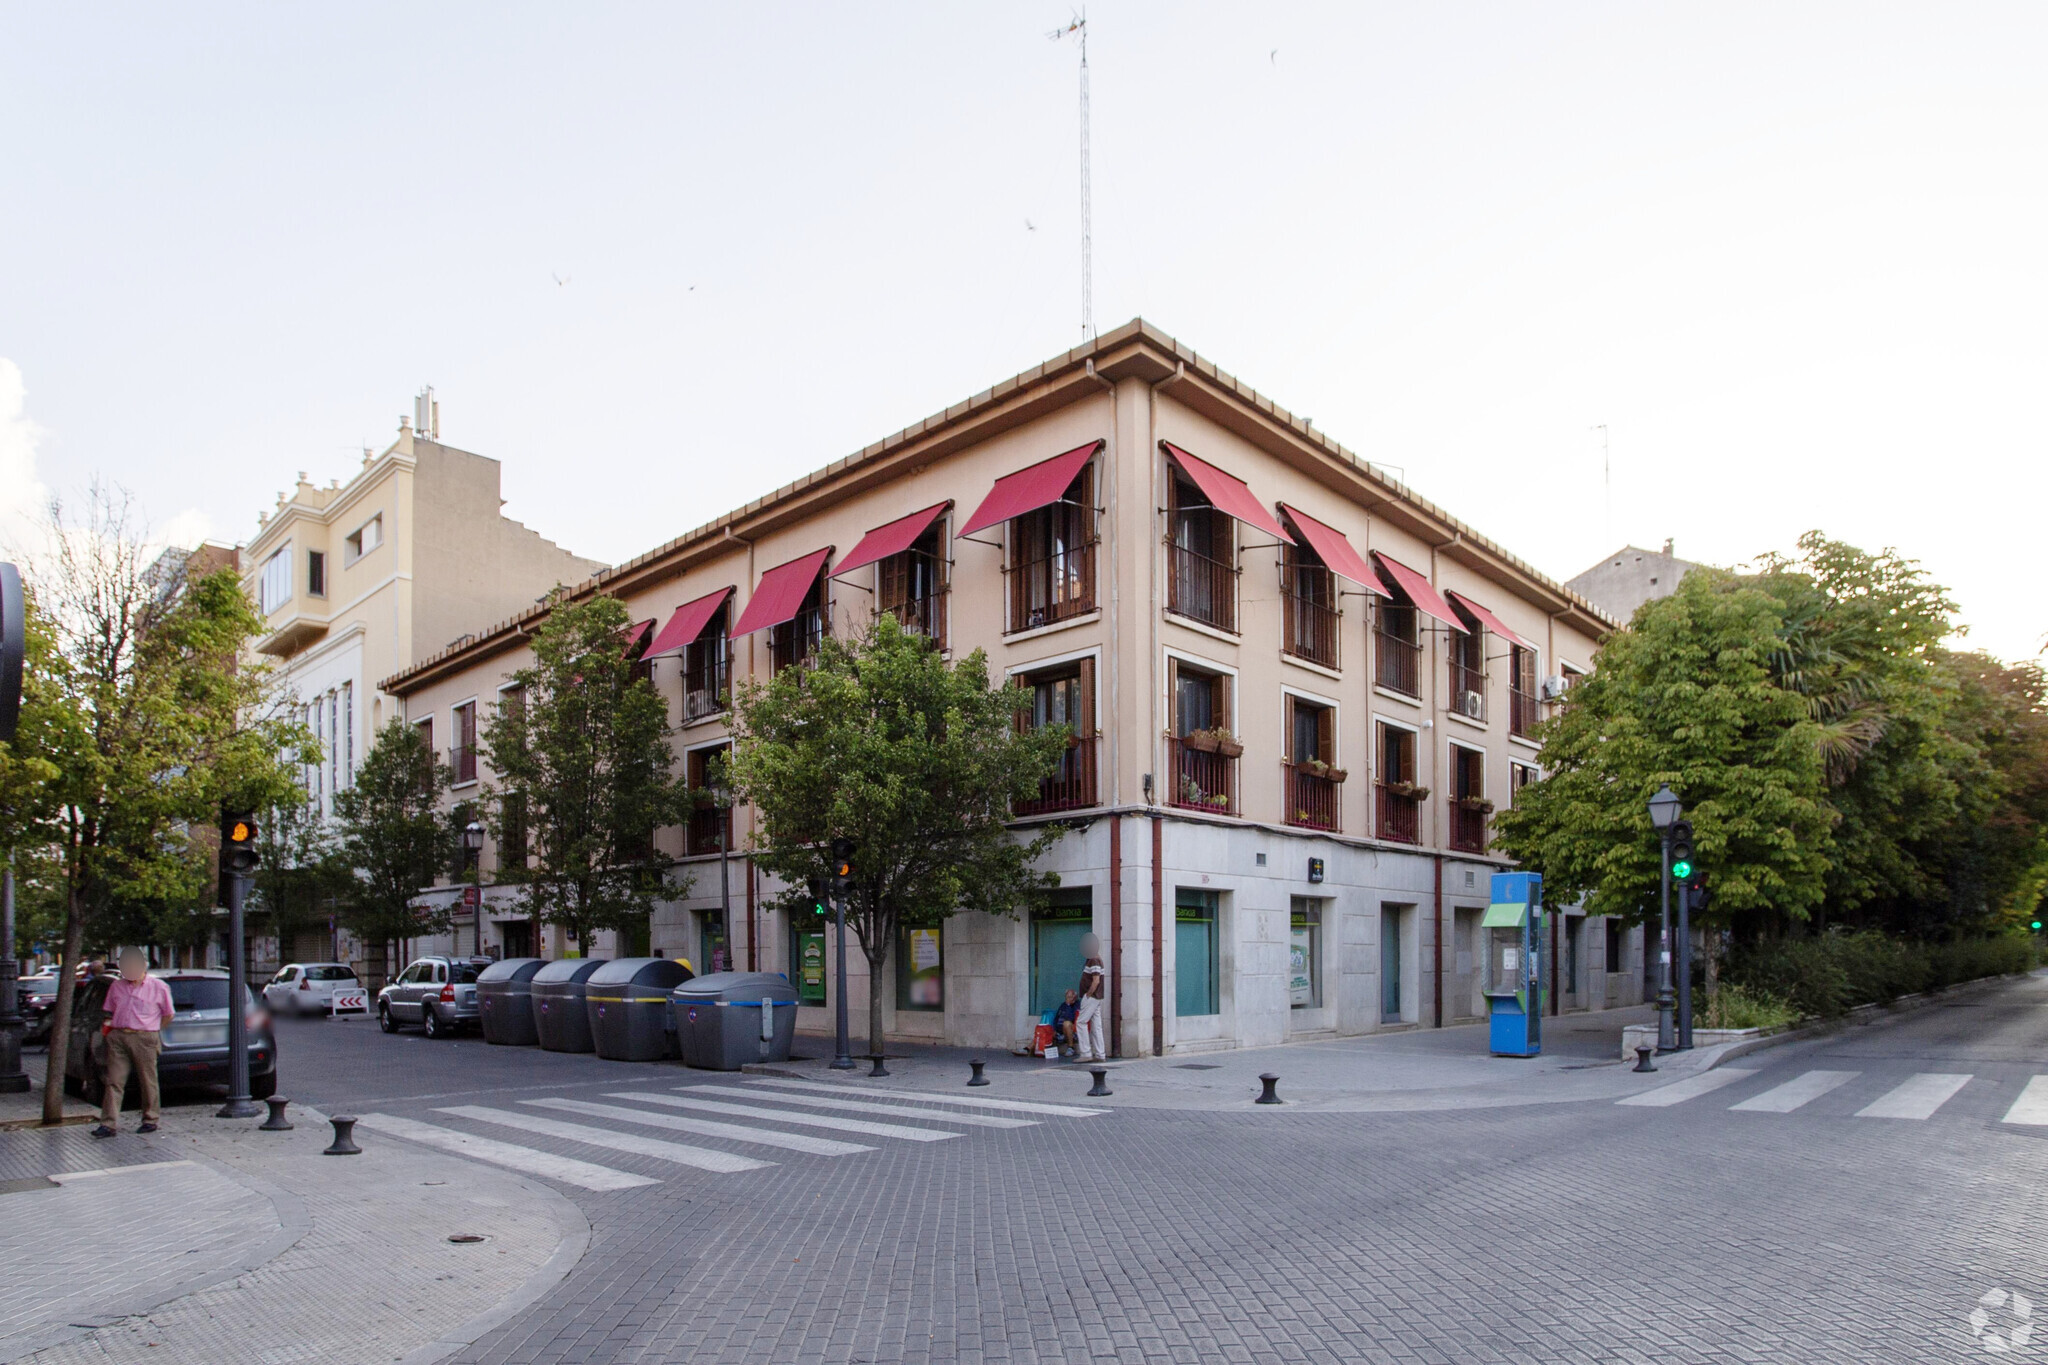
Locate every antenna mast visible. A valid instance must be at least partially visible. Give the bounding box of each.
[1053,13,1093,338]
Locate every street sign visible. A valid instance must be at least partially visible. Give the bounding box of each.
[331,988,368,1015]
[462,885,481,909]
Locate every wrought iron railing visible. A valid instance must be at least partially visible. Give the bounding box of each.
[1509,684,1540,738]
[1450,804,1488,853]
[1448,661,1487,722]
[683,638,729,721]
[686,803,729,857]
[1008,540,1096,632]
[1016,736,1098,815]
[771,608,823,673]
[1375,783,1420,843]
[1285,763,1341,832]
[1168,544,1236,633]
[1282,575,1339,668]
[1376,627,1420,696]
[1169,738,1237,815]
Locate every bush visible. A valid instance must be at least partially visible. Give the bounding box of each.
[1698,983,1800,1031]
[1728,928,2036,1019]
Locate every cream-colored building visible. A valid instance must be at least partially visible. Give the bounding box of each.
[240,395,602,962]
[386,324,1642,1055]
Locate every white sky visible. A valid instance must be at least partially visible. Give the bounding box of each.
[4,4,2043,658]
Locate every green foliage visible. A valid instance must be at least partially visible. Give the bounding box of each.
[1727,929,2035,1019]
[333,717,457,958]
[1698,983,1799,1032]
[478,593,689,952]
[726,614,1070,1055]
[249,790,352,954]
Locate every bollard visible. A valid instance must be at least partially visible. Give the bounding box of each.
[259,1096,293,1131]
[323,1115,362,1155]
[868,1053,890,1078]
[967,1059,989,1087]
[1256,1073,1282,1105]
[1632,1044,1658,1074]
[1087,1066,1112,1098]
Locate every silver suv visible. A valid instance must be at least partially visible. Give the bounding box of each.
[377,956,490,1038]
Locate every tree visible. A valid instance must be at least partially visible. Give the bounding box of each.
[248,796,350,966]
[0,586,68,966]
[1492,569,1835,945]
[478,594,688,955]
[332,717,455,984]
[726,614,1070,1057]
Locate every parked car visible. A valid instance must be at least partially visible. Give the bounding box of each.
[61,968,277,1104]
[18,972,63,1046]
[377,956,490,1038]
[263,962,362,1016]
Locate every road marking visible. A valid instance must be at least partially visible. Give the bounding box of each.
[437,1106,773,1173]
[609,1091,960,1142]
[1730,1070,1860,1113]
[357,1113,660,1191]
[1615,1069,1758,1108]
[525,1098,873,1156]
[743,1077,1108,1118]
[682,1085,1037,1129]
[1856,1073,1973,1120]
[2002,1076,2048,1126]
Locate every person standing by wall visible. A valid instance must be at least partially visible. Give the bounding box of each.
[1074,933,1107,1063]
[92,949,175,1138]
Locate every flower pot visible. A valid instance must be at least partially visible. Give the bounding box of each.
[1323,768,1349,784]
[1182,732,1221,754]
[1215,739,1245,759]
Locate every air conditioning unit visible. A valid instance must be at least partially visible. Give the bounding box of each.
[1539,675,1568,702]
[1457,691,1484,720]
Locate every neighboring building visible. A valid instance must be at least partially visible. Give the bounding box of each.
[240,392,603,969]
[1565,541,1697,625]
[385,322,1644,1056]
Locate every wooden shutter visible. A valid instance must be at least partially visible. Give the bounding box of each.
[1077,656,1096,738]
[1317,703,1334,763]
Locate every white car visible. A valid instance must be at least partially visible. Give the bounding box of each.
[263,962,363,1016]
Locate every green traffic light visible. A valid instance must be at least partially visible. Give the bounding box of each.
[2033,920,2044,931]
[1671,859,1693,879]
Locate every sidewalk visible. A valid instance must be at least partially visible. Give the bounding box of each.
[0,1069,587,1365]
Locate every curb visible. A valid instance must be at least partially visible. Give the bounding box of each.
[1698,970,2030,1071]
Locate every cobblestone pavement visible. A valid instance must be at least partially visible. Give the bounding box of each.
[243,971,2048,1364]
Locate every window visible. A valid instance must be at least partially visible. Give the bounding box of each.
[259,545,293,615]
[451,702,477,786]
[1448,627,1486,722]
[413,717,434,795]
[1281,541,1338,667]
[770,571,827,673]
[1284,696,1340,832]
[1031,890,1093,1015]
[496,687,526,869]
[1167,472,1234,631]
[1449,745,1487,853]
[1375,722,1421,843]
[307,549,326,597]
[1381,905,1408,1022]
[1009,463,1095,632]
[1565,916,1583,996]
[1510,761,1538,806]
[1290,897,1323,1009]
[683,599,731,721]
[686,744,732,856]
[346,515,383,562]
[1509,645,1540,738]
[1014,659,1097,814]
[1175,889,1220,1017]
[879,520,948,651]
[1168,659,1235,814]
[1605,917,1625,975]
[895,925,944,1012]
[340,681,354,789]
[452,802,480,876]
[326,688,340,803]
[1374,601,1419,696]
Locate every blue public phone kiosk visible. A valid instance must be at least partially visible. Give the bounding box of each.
[1484,871,1543,1057]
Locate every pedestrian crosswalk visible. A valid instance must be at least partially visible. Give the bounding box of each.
[1620,1066,2048,1126]
[358,1080,1107,1192]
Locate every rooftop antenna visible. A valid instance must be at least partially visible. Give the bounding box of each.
[1050,11,1092,338]
[415,386,439,440]
[1592,423,1610,546]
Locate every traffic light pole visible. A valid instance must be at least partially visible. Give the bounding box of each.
[1656,830,1676,1052]
[215,864,259,1118]
[1675,880,1694,1050]
[829,885,854,1071]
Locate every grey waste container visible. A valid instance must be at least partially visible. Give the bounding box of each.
[532,958,608,1053]
[477,957,547,1046]
[671,972,801,1071]
[585,957,695,1062]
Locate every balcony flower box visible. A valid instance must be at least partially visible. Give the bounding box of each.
[1183,728,1244,759]
[1384,781,1430,801]
[1456,796,1495,814]
[1301,760,1348,783]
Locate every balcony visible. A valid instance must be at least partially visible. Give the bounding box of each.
[255,609,329,657]
[1168,544,1236,633]
[1016,736,1098,816]
[1376,627,1420,696]
[770,609,823,673]
[449,744,477,786]
[1009,540,1096,633]
[1169,737,1237,816]
[887,588,948,653]
[1284,763,1342,832]
[686,803,730,857]
[1450,801,1489,853]
[1448,661,1487,722]
[683,641,729,722]
[1509,684,1540,739]
[1283,582,1339,669]
[1375,782,1421,844]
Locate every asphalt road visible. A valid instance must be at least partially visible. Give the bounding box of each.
[254,975,2048,1364]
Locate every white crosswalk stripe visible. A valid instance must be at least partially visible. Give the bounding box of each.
[526,1098,874,1156]
[743,1076,1108,1118]
[357,1113,660,1191]
[1730,1070,1859,1113]
[1615,1069,1757,1108]
[681,1085,1037,1129]
[2002,1076,2048,1126]
[1856,1073,1973,1120]
[607,1091,961,1142]
[437,1105,773,1173]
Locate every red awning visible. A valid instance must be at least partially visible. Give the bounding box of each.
[1161,443,1295,544]
[833,502,950,579]
[645,587,734,658]
[1446,591,1534,649]
[624,618,656,655]
[1370,552,1466,632]
[730,548,833,638]
[958,442,1101,537]
[1277,504,1384,594]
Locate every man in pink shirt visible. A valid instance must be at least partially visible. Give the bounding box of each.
[93,949,175,1137]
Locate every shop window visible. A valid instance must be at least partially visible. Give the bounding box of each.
[896,924,944,1012]
[1175,888,1220,1017]
[1290,897,1323,1009]
[1031,890,1093,1016]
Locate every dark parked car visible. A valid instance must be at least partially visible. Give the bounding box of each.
[62,968,277,1105]
[378,955,491,1038]
[18,972,63,1046]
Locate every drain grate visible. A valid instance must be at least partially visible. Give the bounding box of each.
[1174,1063,1222,1071]
[446,1233,490,1245]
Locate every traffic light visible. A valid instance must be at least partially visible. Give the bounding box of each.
[807,879,829,917]
[1668,820,1695,881]
[829,837,855,892]
[220,810,260,876]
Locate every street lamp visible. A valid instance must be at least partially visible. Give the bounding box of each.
[464,821,485,960]
[1645,785,1680,1051]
